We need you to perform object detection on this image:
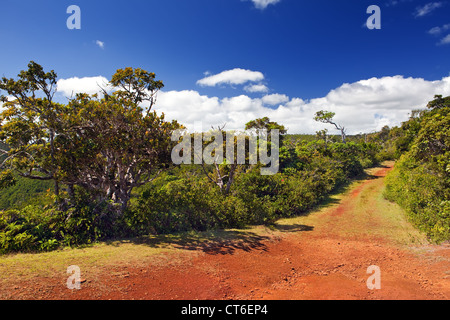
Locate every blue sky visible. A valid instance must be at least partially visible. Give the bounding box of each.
[1,0,450,133]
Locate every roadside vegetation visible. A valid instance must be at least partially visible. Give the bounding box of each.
[0,62,448,254]
[384,95,450,243]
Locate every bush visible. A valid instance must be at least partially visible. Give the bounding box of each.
[0,187,123,253]
[1,135,390,254]
[125,177,249,235]
[0,206,60,254]
[385,99,450,243]
[385,157,449,242]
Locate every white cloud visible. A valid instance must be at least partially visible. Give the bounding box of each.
[250,0,281,10]
[95,40,105,49]
[53,74,450,135]
[428,24,450,35]
[244,84,269,93]
[155,75,450,134]
[414,2,443,17]
[261,93,289,106]
[197,68,264,87]
[439,34,450,45]
[56,76,110,97]
[427,24,450,45]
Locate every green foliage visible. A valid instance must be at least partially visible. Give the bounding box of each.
[385,157,449,242]
[385,95,450,242]
[124,177,249,235]
[245,117,287,134]
[0,61,180,217]
[0,187,125,253]
[123,138,371,236]
[0,174,53,210]
[0,205,59,254]
[3,61,425,255]
[0,170,16,190]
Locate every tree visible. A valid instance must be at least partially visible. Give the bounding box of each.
[315,128,329,144]
[411,95,450,169]
[198,125,242,196]
[109,67,164,113]
[245,117,287,135]
[58,93,180,213]
[0,61,62,196]
[427,95,450,110]
[1,62,180,216]
[198,117,286,195]
[314,110,347,143]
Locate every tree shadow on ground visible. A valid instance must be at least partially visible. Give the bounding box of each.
[106,223,314,256]
[104,164,392,256]
[272,223,314,233]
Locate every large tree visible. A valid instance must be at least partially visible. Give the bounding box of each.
[0,62,180,215]
[57,93,179,212]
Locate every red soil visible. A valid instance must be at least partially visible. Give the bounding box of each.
[3,164,449,300]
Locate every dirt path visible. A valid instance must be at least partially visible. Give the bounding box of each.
[1,162,449,300]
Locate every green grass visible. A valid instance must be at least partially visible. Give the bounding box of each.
[0,227,276,286]
[274,162,428,246]
[0,162,428,287]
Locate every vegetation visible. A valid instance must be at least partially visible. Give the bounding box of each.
[0,62,180,216]
[0,61,448,254]
[314,110,347,143]
[384,95,450,242]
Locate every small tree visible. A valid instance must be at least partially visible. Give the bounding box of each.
[199,117,286,196]
[427,95,450,110]
[314,110,347,143]
[245,117,287,135]
[199,125,241,196]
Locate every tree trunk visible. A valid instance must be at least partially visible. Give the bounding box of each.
[341,129,347,144]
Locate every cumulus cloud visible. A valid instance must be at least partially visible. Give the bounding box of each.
[244,84,269,93]
[197,68,264,87]
[414,2,443,17]
[54,74,450,135]
[155,75,450,134]
[56,76,110,97]
[261,93,290,106]
[250,0,281,10]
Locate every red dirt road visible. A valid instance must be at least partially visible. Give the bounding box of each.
[2,164,450,300]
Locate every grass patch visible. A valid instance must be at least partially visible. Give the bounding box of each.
[0,162,428,287]
[273,162,428,246]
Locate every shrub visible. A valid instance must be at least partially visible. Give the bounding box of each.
[0,206,60,254]
[385,157,449,242]
[385,99,450,242]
